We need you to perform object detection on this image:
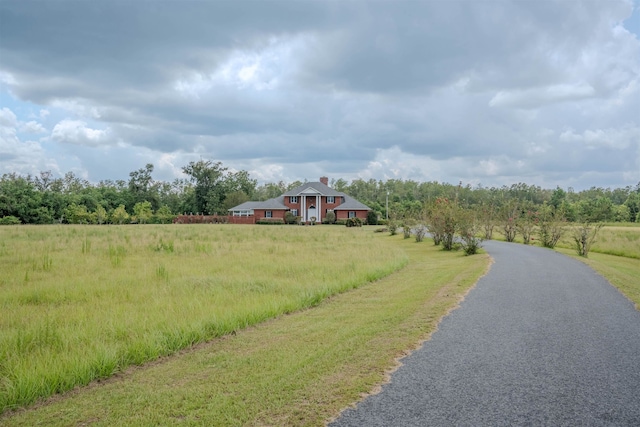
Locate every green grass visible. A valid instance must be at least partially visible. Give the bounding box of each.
[1,233,489,426]
[0,224,408,413]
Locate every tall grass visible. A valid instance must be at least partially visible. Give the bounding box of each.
[0,224,407,413]
[1,234,489,427]
[576,226,640,259]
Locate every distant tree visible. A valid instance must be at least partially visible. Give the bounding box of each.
[255,181,286,201]
[111,204,130,225]
[332,178,348,192]
[549,186,566,210]
[222,191,249,212]
[0,173,41,223]
[624,192,640,222]
[224,170,257,200]
[182,160,227,215]
[65,203,91,224]
[154,205,174,224]
[128,164,159,209]
[95,205,108,225]
[133,201,153,224]
[366,210,378,225]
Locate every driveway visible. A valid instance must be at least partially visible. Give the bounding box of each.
[330,241,640,426]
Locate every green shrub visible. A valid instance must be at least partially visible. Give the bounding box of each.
[284,212,299,225]
[366,211,378,225]
[457,208,484,255]
[402,222,412,239]
[0,215,21,225]
[388,220,398,235]
[572,222,603,257]
[324,210,336,224]
[257,218,285,225]
[346,217,363,227]
[414,224,427,243]
[537,205,566,248]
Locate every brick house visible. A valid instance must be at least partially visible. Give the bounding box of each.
[228,177,371,224]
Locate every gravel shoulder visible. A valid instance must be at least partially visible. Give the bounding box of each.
[330,241,640,426]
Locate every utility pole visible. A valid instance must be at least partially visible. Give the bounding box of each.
[386,191,389,221]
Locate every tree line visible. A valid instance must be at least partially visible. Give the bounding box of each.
[1,160,639,224]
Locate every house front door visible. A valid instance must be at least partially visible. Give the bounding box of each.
[307,206,317,222]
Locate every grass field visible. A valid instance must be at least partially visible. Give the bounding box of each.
[1,229,489,426]
[0,224,408,413]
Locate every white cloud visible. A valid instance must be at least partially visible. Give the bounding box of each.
[559,126,639,149]
[0,107,58,176]
[51,119,113,146]
[50,100,102,119]
[19,120,47,134]
[0,107,18,127]
[489,83,596,109]
[173,35,308,98]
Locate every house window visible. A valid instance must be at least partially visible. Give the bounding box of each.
[291,209,298,217]
[290,196,298,204]
[348,211,356,218]
[265,211,272,218]
[326,196,335,204]
[233,210,253,216]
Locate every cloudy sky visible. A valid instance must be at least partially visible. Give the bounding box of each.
[1,0,639,190]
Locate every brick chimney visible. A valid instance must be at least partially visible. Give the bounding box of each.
[320,176,329,186]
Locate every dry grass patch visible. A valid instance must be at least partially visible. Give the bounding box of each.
[2,234,489,426]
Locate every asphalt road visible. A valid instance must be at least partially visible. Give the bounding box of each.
[330,241,640,426]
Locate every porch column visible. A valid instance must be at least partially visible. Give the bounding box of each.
[317,195,321,222]
[302,195,306,222]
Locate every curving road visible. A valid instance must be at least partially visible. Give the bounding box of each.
[330,241,640,426]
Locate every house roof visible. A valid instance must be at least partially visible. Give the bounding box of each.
[332,195,371,211]
[228,196,288,211]
[283,181,343,196]
[228,181,371,212]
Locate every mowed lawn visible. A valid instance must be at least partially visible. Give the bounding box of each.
[0,224,409,413]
